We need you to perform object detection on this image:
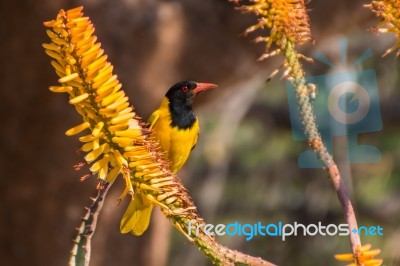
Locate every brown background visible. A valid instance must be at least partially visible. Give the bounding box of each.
[1,0,399,265]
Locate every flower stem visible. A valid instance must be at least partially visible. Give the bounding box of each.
[283,40,362,258]
[70,181,111,266]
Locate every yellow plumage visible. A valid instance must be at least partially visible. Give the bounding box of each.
[120,81,216,236]
[120,98,199,235]
[148,98,199,173]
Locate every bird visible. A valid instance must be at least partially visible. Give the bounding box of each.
[120,81,218,235]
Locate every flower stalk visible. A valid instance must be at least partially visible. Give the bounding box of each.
[70,181,111,266]
[232,0,382,265]
[44,6,275,266]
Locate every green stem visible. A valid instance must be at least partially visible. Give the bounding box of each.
[284,40,362,257]
[69,181,111,266]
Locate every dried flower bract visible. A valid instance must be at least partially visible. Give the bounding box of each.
[367,0,400,56]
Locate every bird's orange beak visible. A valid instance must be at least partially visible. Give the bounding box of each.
[193,83,218,93]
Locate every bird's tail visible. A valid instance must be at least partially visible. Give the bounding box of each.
[120,192,154,235]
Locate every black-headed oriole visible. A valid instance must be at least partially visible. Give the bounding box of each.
[120,81,217,235]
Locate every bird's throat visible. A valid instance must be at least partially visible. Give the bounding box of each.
[169,102,197,130]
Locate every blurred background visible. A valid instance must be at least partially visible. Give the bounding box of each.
[1,0,399,265]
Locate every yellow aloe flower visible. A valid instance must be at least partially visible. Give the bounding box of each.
[335,243,383,266]
[239,0,313,60]
[42,6,194,236]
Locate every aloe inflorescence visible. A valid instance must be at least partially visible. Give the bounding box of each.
[43,3,198,240]
[44,6,275,266]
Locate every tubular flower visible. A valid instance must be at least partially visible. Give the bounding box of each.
[335,244,383,266]
[43,5,197,233]
[367,0,400,56]
[238,0,313,60]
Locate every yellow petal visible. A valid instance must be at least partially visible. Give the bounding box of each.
[92,71,113,89]
[50,60,65,74]
[82,142,94,152]
[66,17,89,28]
[137,163,162,171]
[110,112,135,125]
[165,197,177,204]
[81,42,102,62]
[43,20,57,27]
[86,59,110,80]
[96,76,119,95]
[82,51,106,69]
[90,154,110,173]
[334,253,354,261]
[108,124,128,132]
[59,73,79,83]
[42,43,60,51]
[143,172,167,180]
[124,146,147,153]
[79,132,104,142]
[116,106,133,116]
[113,149,128,167]
[46,29,59,39]
[92,121,104,136]
[85,143,108,162]
[128,159,154,168]
[147,180,174,188]
[49,86,73,93]
[71,25,95,43]
[115,101,130,113]
[45,49,62,61]
[106,166,121,182]
[92,138,100,150]
[65,80,83,89]
[65,122,90,136]
[51,37,68,46]
[99,91,127,109]
[101,90,124,107]
[135,168,161,178]
[129,154,152,161]
[98,161,108,180]
[156,190,178,201]
[69,93,89,105]
[148,176,174,184]
[115,129,141,138]
[66,6,84,17]
[359,244,372,252]
[76,36,97,54]
[360,249,381,259]
[112,137,133,146]
[364,259,383,266]
[66,56,77,65]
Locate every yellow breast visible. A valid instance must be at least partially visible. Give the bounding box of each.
[148,98,199,173]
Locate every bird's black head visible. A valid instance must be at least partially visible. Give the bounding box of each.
[165,81,217,107]
[165,81,217,129]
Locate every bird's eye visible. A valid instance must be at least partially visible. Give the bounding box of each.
[181,86,188,92]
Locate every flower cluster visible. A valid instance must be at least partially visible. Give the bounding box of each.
[367,0,400,56]
[238,0,313,60]
[43,6,197,225]
[335,243,382,266]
